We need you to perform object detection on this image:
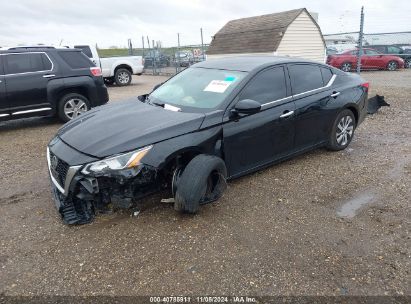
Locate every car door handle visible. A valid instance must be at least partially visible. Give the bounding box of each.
[43,74,55,78]
[280,110,294,118]
[330,91,340,98]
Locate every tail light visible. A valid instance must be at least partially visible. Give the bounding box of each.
[90,67,102,77]
[361,82,369,92]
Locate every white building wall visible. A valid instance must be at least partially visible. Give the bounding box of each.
[276,11,326,63]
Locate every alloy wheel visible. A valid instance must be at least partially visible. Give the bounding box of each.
[387,61,397,71]
[341,63,351,72]
[336,116,354,146]
[64,98,88,120]
[117,71,130,84]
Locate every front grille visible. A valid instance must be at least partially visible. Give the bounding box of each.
[49,151,69,189]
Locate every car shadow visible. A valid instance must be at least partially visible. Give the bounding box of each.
[0,116,61,132]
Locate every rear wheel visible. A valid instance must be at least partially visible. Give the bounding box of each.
[173,155,227,214]
[326,109,356,151]
[405,59,411,69]
[115,68,132,86]
[387,61,398,71]
[58,93,90,122]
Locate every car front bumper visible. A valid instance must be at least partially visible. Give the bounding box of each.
[47,139,160,225]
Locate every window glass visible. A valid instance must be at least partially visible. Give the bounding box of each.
[387,46,401,54]
[74,45,93,58]
[365,49,380,55]
[41,54,53,70]
[239,67,287,104]
[150,67,246,111]
[372,46,385,53]
[5,53,49,74]
[58,51,93,69]
[288,64,323,95]
[0,56,3,75]
[320,67,333,85]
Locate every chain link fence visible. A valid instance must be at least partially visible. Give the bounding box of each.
[324,31,411,70]
[142,44,208,76]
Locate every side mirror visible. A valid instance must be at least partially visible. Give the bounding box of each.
[232,99,261,116]
[137,94,148,102]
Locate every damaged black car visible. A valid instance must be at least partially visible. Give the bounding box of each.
[47,56,369,225]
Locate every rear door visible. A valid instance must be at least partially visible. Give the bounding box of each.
[288,64,336,149]
[4,52,54,114]
[364,49,385,68]
[0,55,8,117]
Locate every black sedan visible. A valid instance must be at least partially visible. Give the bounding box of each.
[47,56,369,224]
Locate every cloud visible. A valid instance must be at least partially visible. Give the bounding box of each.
[0,0,409,48]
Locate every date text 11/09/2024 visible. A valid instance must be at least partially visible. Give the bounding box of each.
[149,296,257,303]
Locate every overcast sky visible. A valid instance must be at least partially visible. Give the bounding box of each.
[0,0,409,48]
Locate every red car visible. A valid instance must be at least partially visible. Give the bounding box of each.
[327,48,405,72]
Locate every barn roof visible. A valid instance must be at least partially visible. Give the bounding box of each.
[207,8,312,55]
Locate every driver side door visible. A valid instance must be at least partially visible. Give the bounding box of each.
[223,66,295,178]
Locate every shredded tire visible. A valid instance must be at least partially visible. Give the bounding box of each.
[174,154,227,214]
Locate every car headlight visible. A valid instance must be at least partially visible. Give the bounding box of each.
[81,145,152,175]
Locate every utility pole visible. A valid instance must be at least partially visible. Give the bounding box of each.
[177,33,181,73]
[142,36,145,57]
[356,6,365,74]
[200,28,205,61]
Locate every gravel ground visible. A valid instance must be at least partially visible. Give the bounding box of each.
[0,70,410,297]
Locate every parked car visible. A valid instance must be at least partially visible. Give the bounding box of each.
[174,51,193,67]
[70,44,144,86]
[326,43,358,54]
[47,56,369,225]
[369,45,411,68]
[326,47,339,55]
[0,47,108,122]
[144,50,170,68]
[327,48,405,72]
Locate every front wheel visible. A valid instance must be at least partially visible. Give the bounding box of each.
[174,155,227,214]
[58,93,90,122]
[340,62,352,72]
[326,109,356,151]
[114,68,132,86]
[387,61,398,71]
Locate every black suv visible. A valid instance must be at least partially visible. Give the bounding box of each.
[0,47,109,122]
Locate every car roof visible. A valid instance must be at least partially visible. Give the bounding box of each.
[193,56,326,72]
[0,47,82,54]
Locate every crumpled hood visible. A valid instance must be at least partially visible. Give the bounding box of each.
[58,99,205,158]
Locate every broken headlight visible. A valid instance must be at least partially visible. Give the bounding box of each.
[81,145,152,175]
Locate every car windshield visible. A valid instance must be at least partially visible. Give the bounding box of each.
[149,67,247,112]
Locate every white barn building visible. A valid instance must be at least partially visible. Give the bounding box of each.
[207,8,326,63]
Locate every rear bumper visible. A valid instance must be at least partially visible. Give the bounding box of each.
[92,84,109,107]
[132,65,144,75]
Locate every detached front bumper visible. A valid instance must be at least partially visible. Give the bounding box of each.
[47,140,160,225]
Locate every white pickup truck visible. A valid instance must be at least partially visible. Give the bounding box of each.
[72,45,144,86]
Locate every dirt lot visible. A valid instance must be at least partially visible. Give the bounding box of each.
[0,70,410,297]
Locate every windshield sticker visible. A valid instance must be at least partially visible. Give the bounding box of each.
[225,76,236,82]
[204,80,232,93]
